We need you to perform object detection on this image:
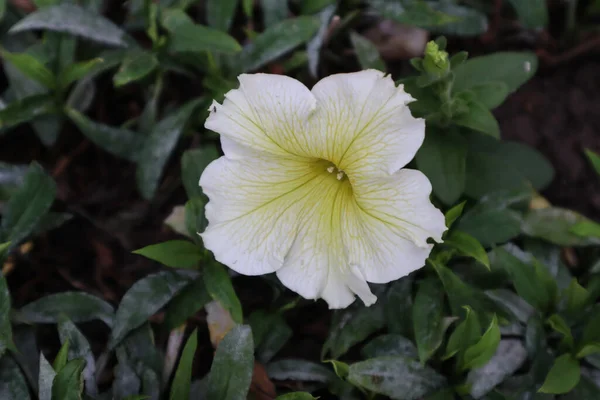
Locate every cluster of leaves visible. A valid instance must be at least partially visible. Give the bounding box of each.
[1,0,600,399]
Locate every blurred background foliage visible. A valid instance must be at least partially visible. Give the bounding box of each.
[2,0,600,399]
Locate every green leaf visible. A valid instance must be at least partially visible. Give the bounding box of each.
[563,376,600,400]
[277,393,316,400]
[385,276,414,338]
[462,315,501,370]
[428,3,488,36]
[490,245,556,311]
[65,109,142,162]
[161,9,241,54]
[576,343,600,358]
[206,0,238,32]
[325,360,349,379]
[58,316,97,397]
[466,339,527,398]
[362,334,418,359]
[164,278,211,329]
[581,307,600,347]
[415,128,466,205]
[109,270,190,349]
[349,31,385,71]
[238,16,320,72]
[445,230,490,269]
[53,340,70,371]
[506,0,548,29]
[203,262,243,324]
[347,356,446,399]
[17,291,114,327]
[10,4,128,47]
[584,148,600,177]
[453,52,538,94]
[444,306,481,361]
[563,279,589,315]
[413,277,450,363]
[133,240,203,269]
[0,276,15,357]
[0,355,31,400]
[136,98,202,200]
[1,162,56,246]
[445,201,466,228]
[57,58,104,89]
[248,311,292,363]
[266,359,335,384]
[429,260,508,321]
[487,289,534,324]
[571,220,600,238]
[454,100,500,138]
[51,358,86,400]
[457,192,525,247]
[369,0,458,27]
[181,146,219,199]
[38,353,55,400]
[0,94,58,130]
[0,49,56,89]
[522,208,600,247]
[206,325,254,400]
[261,0,289,27]
[322,302,385,359]
[539,354,580,394]
[507,147,555,191]
[170,329,197,400]
[113,51,158,87]
[466,82,510,109]
[185,197,208,238]
[306,4,336,77]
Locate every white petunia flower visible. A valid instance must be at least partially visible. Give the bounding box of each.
[200,69,446,309]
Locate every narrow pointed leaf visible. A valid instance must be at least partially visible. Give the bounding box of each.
[66,108,142,162]
[17,292,115,327]
[113,51,158,87]
[109,270,190,348]
[238,16,320,72]
[169,329,197,400]
[1,162,56,246]
[0,94,58,130]
[51,358,86,400]
[133,240,203,269]
[206,0,238,32]
[206,325,254,399]
[0,50,56,89]
[203,262,243,324]
[161,9,241,54]
[58,317,97,396]
[38,353,55,400]
[10,4,128,47]
[0,355,31,400]
[136,98,202,199]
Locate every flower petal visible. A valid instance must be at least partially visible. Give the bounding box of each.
[345,169,446,284]
[275,179,377,309]
[308,69,424,178]
[205,74,317,159]
[200,154,326,275]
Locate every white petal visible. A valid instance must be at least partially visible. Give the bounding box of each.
[308,69,424,178]
[200,154,326,275]
[275,178,377,309]
[205,74,317,159]
[345,169,447,284]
